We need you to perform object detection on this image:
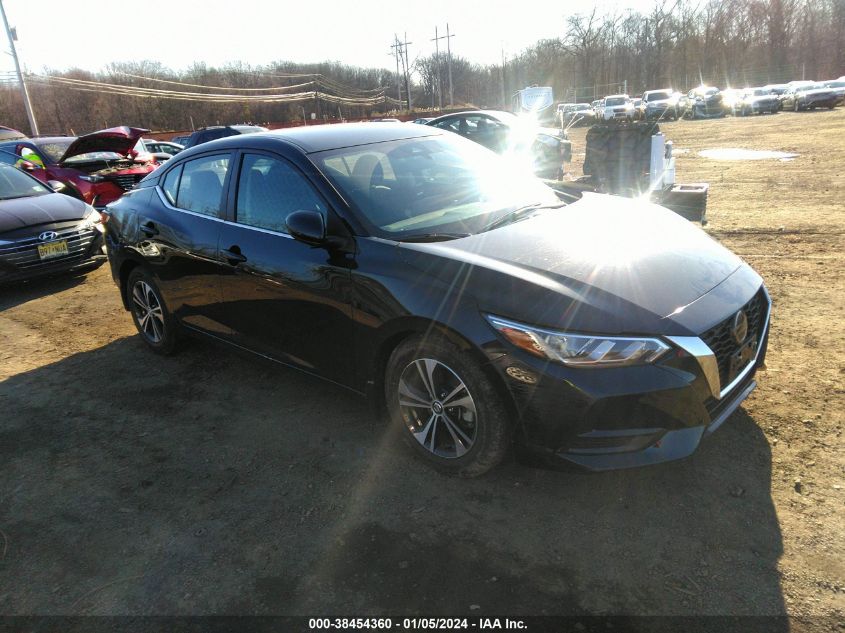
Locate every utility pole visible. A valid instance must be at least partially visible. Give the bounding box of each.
[431,27,443,110]
[390,37,402,106]
[446,24,454,107]
[431,26,455,109]
[0,0,37,135]
[391,33,412,111]
[404,32,412,111]
[500,46,507,110]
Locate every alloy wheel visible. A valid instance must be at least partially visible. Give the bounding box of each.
[132,280,165,344]
[397,358,478,459]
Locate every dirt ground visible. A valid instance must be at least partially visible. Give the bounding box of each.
[0,109,843,627]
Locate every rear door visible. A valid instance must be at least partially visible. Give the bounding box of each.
[142,152,233,336]
[217,150,355,384]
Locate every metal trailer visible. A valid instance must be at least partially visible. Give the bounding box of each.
[545,121,709,224]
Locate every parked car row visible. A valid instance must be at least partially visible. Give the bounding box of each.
[0,122,269,285]
[558,76,843,126]
[424,110,571,180]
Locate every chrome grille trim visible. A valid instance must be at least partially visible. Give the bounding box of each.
[109,173,143,191]
[667,287,771,401]
[0,226,98,269]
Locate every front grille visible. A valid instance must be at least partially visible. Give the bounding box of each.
[700,289,767,390]
[0,225,98,271]
[109,173,143,191]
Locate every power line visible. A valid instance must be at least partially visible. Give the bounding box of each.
[29,74,401,106]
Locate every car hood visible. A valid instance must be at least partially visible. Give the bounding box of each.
[398,193,744,333]
[0,192,89,234]
[59,126,150,162]
[748,94,777,102]
[646,98,674,106]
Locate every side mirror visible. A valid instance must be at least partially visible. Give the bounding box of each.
[286,210,326,246]
[47,179,67,193]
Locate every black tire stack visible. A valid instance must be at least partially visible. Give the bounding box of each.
[583,122,660,195]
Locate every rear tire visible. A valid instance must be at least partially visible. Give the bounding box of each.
[127,268,179,355]
[384,335,512,477]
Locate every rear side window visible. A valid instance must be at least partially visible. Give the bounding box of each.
[235,154,326,233]
[175,154,230,217]
[161,165,181,205]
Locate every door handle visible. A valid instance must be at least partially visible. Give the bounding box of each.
[222,246,247,265]
[140,221,158,237]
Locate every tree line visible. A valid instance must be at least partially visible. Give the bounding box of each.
[1,0,842,136]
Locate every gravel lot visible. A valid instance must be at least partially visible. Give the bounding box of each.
[0,109,842,627]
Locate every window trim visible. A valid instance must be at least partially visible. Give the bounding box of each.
[229,149,330,237]
[161,150,234,220]
[161,163,182,207]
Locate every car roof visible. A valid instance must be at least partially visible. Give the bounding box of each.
[185,122,443,155]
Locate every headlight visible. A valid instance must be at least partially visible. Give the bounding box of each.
[79,174,104,183]
[81,205,105,231]
[486,315,670,367]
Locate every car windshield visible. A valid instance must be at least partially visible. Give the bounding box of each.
[646,91,672,101]
[0,164,50,200]
[314,134,561,240]
[605,97,626,106]
[574,104,590,110]
[752,89,769,96]
[826,81,845,88]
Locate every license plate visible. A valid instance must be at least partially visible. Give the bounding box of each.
[37,240,69,260]
[728,339,758,382]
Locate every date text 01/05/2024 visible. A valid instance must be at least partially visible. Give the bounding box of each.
[308,618,527,630]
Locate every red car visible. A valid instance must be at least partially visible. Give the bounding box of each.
[0,126,158,208]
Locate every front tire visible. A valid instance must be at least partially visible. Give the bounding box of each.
[385,335,512,477]
[127,268,179,355]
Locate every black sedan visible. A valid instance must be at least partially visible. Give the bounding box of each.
[0,164,105,284]
[425,110,571,179]
[104,124,770,476]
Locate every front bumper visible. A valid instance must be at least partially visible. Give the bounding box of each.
[489,281,770,471]
[645,104,675,118]
[559,378,757,471]
[0,227,105,284]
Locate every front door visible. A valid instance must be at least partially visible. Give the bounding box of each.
[142,152,233,337]
[217,151,355,385]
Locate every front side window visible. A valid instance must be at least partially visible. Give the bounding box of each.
[175,154,230,217]
[235,154,326,233]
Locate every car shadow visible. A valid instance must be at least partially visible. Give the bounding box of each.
[0,336,785,624]
[0,268,96,311]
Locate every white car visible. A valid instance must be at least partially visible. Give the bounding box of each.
[601,94,635,122]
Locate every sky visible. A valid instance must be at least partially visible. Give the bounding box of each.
[0,0,655,77]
